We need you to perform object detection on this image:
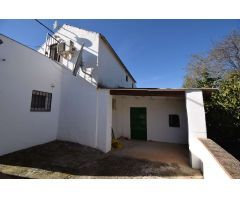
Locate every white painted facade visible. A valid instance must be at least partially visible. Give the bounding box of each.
[98,38,134,88]
[57,69,112,152]
[185,90,208,169]
[0,34,112,155]
[0,24,210,173]
[0,24,136,155]
[38,24,136,88]
[188,137,231,179]
[112,96,188,144]
[0,34,62,155]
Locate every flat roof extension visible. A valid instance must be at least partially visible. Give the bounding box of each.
[110,88,218,97]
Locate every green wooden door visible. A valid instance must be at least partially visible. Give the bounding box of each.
[130,107,147,140]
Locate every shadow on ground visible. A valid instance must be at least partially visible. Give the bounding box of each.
[0,141,201,179]
[0,172,28,179]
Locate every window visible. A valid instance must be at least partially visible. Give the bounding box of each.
[126,75,128,82]
[112,98,116,110]
[49,43,60,61]
[30,90,52,112]
[169,114,180,127]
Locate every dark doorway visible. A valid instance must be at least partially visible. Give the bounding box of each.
[49,43,60,62]
[130,107,147,140]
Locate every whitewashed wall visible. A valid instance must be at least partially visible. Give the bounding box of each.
[112,96,188,144]
[0,35,62,155]
[38,24,100,86]
[189,138,231,179]
[98,38,135,88]
[95,90,112,152]
[39,24,135,89]
[57,68,98,148]
[57,69,112,152]
[185,90,207,168]
[0,34,112,155]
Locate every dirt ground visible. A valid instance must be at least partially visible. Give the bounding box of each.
[0,140,202,179]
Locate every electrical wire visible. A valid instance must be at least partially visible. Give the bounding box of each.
[34,19,92,79]
[34,19,55,34]
[34,19,60,44]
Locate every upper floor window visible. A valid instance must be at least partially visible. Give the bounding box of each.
[30,90,52,112]
[126,75,128,82]
[169,114,180,127]
[49,43,60,62]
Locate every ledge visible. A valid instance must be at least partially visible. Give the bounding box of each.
[199,138,240,179]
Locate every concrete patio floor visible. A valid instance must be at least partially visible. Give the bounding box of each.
[0,139,202,179]
[114,139,190,165]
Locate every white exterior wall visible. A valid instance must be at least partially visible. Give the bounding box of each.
[189,138,231,179]
[57,68,98,148]
[0,35,62,155]
[39,24,100,86]
[185,90,207,169]
[0,34,112,155]
[39,25,135,89]
[94,37,135,88]
[57,70,112,152]
[95,90,112,152]
[112,96,188,144]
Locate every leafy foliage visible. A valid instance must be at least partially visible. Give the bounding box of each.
[204,72,240,141]
[183,30,240,88]
[211,72,240,120]
[183,30,240,143]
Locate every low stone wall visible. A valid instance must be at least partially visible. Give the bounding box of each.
[199,138,240,179]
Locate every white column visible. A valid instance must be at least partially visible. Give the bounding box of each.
[185,90,207,169]
[96,89,112,153]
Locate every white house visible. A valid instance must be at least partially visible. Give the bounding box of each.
[38,24,136,89]
[0,24,216,169]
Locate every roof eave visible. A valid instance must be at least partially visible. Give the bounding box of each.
[99,34,136,83]
[109,88,218,96]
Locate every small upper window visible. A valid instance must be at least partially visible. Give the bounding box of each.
[30,90,52,112]
[169,114,180,127]
[126,75,128,82]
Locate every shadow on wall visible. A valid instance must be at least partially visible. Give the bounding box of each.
[71,48,98,68]
[76,37,93,49]
[57,27,94,49]
[58,32,98,82]
[55,27,102,84]
[186,97,204,107]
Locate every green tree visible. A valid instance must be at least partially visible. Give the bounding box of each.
[205,72,240,141]
[183,30,240,88]
[183,30,240,152]
[195,70,220,88]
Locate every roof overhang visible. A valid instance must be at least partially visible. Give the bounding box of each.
[110,88,218,97]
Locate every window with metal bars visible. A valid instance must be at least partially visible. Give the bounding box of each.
[30,90,52,112]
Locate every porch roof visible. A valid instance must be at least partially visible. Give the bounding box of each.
[109,88,218,97]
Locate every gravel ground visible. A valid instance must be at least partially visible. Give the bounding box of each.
[0,140,202,179]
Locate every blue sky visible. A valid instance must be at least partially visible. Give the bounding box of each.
[0,19,239,88]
